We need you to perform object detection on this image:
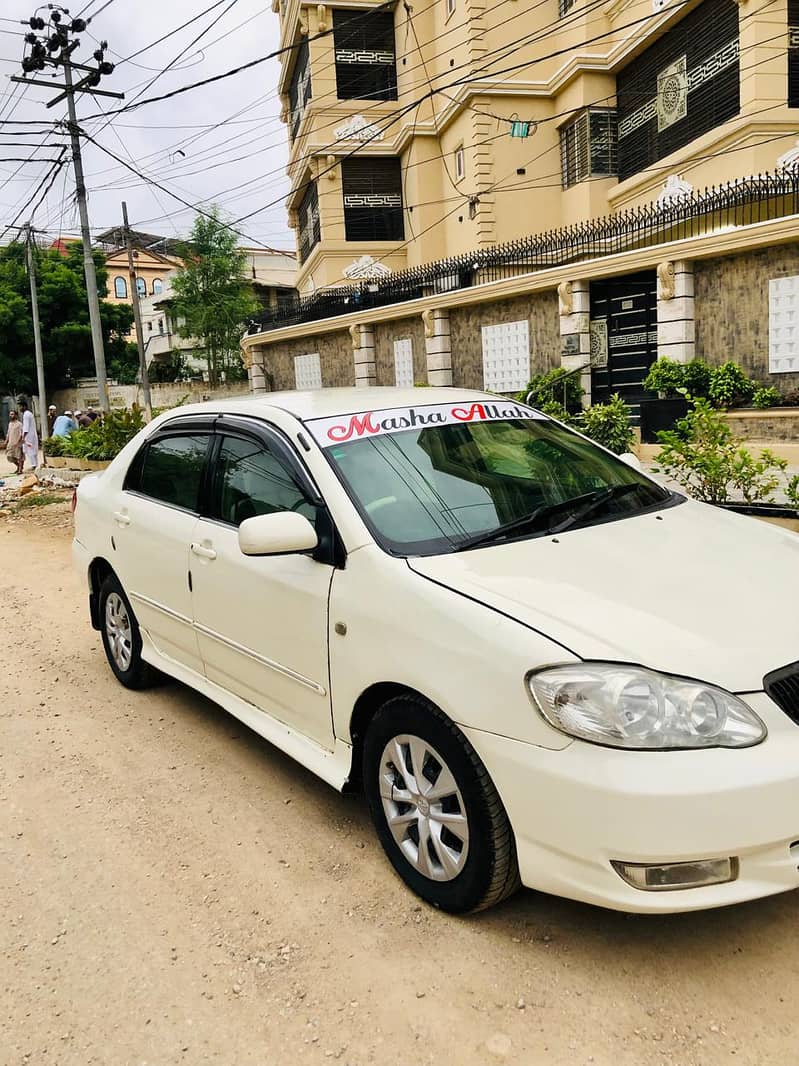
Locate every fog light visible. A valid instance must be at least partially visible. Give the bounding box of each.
[611,857,738,891]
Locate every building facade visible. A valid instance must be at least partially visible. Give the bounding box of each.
[247,0,799,413]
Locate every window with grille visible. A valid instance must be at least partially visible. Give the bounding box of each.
[560,109,618,188]
[790,0,799,107]
[559,0,575,14]
[393,338,414,386]
[341,158,404,242]
[294,352,322,389]
[616,0,740,181]
[297,182,321,264]
[288,39,312,140]
[333,9,397,102]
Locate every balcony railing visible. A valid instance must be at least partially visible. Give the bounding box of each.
[248,171,799,335]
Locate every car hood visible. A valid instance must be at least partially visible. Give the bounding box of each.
[408,498,799,693]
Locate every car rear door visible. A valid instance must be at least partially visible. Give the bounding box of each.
[111,418,214,676]
[190,417,336,749]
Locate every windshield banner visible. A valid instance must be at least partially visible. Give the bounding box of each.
[306,401,544,448]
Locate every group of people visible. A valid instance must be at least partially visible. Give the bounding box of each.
[50,405,99,437]
[2,401,101,477]
[2,399,39,476]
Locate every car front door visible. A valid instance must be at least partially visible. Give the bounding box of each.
[111,422,212,676]
[190,420,335,749]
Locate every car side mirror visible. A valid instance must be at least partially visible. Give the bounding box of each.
[238,512,318,557]
[619,451,642,471]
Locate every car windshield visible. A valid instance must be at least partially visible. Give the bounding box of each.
[308,402,672,557]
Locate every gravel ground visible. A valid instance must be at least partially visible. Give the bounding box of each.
[2,494,799,1066]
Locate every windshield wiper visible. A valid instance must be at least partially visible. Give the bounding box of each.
[453,484,642,552]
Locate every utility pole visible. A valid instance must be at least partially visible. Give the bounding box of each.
[24,224,48,443]
[122,201,153,420]
[13,7,124,415]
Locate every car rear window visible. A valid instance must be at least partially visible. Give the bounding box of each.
[131,434,209,512]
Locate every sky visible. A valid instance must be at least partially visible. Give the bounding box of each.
[0,0,294,250]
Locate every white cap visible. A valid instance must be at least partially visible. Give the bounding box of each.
[48,404,56,411]
[74,410,82,416]
[65,410,73,417]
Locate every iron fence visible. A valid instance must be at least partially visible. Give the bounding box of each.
[248,171,799,335]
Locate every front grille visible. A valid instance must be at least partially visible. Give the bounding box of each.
[764,662,799,725]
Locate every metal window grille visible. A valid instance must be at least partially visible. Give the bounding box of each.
[341,157,404,242]
[333,9,397,102]
[559,0,575,15]
[617,0,739,181]
[789,0,799,107]
[288,39,312,140]
[297,182,320,264]
[251,172,799,334]
[560,109,617,188]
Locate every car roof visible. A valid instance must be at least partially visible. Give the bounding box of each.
[164,387,513,423]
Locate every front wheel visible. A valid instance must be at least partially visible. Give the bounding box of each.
[99,573,162,690]
[363,695,520,913]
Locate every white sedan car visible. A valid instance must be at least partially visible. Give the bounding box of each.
[73,388,799,914]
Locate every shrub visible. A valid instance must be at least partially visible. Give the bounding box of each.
[520,367,582,410]
[579,394,635,454]
[43,434,66,456]
[643,358,686,396]
[681,359,713,398]
[786,475,799,509]
[708,361,754,408]
[538,399,573,423]
[59,406,146,461]
[752,385,782,409]
[654,397,787,504]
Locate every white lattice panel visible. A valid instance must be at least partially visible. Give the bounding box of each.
[393,338,414,387]
[769,278,799,374]
[481,320,530,393]
[294,352,322,389]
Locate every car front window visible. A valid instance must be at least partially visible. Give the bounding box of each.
[307,402,671,556]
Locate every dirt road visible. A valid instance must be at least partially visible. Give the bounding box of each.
[2,506,798,1066]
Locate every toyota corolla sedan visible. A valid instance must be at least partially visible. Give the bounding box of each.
[73,387,799,914]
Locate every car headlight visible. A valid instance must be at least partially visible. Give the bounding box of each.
[527,664,766,750]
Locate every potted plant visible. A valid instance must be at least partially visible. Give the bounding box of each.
[653,397,799,531]
[640,358,692,443]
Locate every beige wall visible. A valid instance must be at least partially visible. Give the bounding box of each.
[276,0,798,294]
[52,380,251,413]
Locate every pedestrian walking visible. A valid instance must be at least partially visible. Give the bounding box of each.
[47,404,57,435]
[52,410,78,437]
[4,410,24,475]
[18,399,39,473]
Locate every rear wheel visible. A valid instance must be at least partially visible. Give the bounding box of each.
[363,694,520,913]
[99,573,162,689]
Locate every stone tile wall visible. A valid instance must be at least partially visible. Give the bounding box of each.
[723,411,799,441]
[448,292,561,389]
[373,317,428,385]
[695,246,799,391]
[258,330,354,390]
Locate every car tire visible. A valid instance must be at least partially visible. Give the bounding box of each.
[363,694,520,913]
[99,573,162,690]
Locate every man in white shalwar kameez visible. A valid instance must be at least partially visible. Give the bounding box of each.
[19,399,39,472]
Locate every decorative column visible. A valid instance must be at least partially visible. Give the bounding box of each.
[422,309,452,385]
[351,323,376,386]
[656,260,695,363]
[558,280,592,405]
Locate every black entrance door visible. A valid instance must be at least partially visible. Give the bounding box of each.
[589,271,657,424]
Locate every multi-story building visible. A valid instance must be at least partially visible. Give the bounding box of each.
[246,0,799,416]
[277,0,794,289]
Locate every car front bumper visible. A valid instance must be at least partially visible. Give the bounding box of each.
[463,693,799,913]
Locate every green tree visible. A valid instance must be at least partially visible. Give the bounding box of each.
[0,239,134,394]
[169,208,259,386]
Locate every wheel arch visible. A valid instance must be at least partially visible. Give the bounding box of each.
[88,557,117,629]
[345,681,442,792]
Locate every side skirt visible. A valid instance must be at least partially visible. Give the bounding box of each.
[139,630,353,792]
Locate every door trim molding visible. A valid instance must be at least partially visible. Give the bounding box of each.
[130,591,192,626]
[194,622,328,696]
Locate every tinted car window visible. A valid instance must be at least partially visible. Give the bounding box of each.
[212,434,314,526]
[135,434,209,511]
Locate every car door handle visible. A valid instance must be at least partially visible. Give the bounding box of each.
[113,511,131,527]
[191,542,217,561]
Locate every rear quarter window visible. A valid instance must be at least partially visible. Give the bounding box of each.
[126,434,209,512]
